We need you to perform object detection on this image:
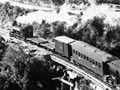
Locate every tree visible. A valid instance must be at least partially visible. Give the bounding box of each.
[0,36,6,60]
[0,44,29,90]
[91,17,104,37]
[0,43,64,90]
[52,22,65,37]
[52,0,65,5]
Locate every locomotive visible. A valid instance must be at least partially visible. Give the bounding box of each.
[10,25,55,51]
[10,25,33,41]
[10,26,120,88]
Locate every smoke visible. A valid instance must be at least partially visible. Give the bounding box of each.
[16,3,78,26]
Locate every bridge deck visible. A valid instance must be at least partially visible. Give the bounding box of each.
[50,54,114,90]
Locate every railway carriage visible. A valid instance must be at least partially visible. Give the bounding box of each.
[54,36,111,76]
[70,40,111,76]
[54,36,75,58]
[108,60,120,84]
[53,36,120,80]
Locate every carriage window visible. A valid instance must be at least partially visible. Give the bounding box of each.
[93,61,95,64]
[79,52,80,56]
[84,55,87,60]
[86,56,89,61]
[83,55,86,59]
[77,51,80,56]
[94,61,97,65]
[96,62,98,66]
[96,62,100,67]
[89,58,92,63]
[75,51,77,55]
[92,59,95,64]
[81,53,83,58]
[98,63,101,68]
[76,51,77,55]
[73,50,75,53]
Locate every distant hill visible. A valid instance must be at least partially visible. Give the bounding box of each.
[9,0,65,6]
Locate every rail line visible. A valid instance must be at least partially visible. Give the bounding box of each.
[50,54,114,90]
[0,29,115,90]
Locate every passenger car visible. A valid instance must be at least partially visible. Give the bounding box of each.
[54,36,120,85]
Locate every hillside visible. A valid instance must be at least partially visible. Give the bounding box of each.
[10,0,65,6]
[0,1,120,90]
[96,0,120,5]
[12,0,120,59]
[0,2,36,29]
[0,38,64,90]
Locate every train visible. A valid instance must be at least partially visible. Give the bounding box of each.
[10,25,55,51]
[54,36,120,86]
[10,25,120,89]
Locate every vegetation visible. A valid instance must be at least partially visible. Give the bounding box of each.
[96,0,120,4]
[28,16,120,58]
[2,0,120,90]
[10,0,65,6]
[0,36,6,60]
[10,0,90,6]
[52,0,65,5]
[66,17,120,58]
[0,44,28,90]
[0,42,64,90]
[31,21,65,39]
[0,2,35,27]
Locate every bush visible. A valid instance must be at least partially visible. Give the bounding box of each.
[0,2,34,27]
[96,0,120,4]
[0,43,64,90]
[52,0,65,5]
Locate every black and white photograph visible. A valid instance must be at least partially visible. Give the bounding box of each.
[0,0,120,90]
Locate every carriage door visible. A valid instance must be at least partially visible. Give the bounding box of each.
[103,62,110,75]
[116,71,120,84]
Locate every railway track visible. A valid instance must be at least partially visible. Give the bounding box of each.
[2,31,115,90]
[0,29,116,90]
[50,54,114,90]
